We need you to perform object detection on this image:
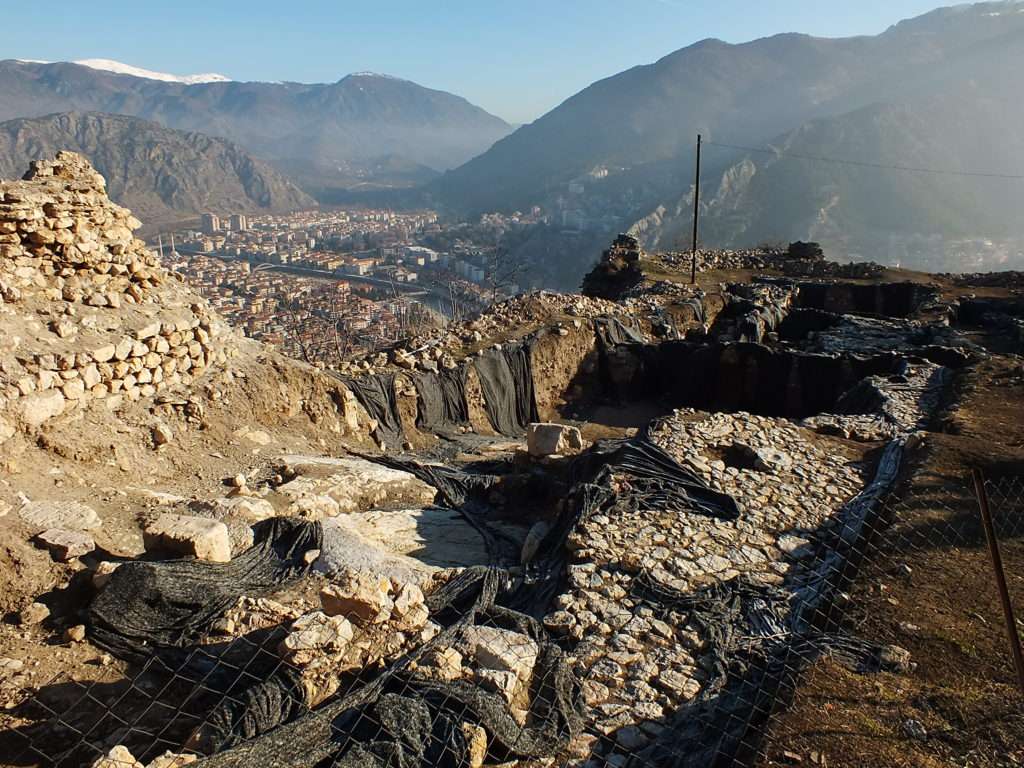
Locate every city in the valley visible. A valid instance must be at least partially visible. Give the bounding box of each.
[155,206,537,364]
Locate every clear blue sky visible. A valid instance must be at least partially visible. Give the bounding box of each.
[6,0,949,123]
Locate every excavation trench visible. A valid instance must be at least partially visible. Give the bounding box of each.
[598,341,905,420]
[10,314,955,768]
[790,280,938,319]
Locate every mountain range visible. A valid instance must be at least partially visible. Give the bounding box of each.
[0,112,316,225]
[1,3,1021,282]
[0,60,513,196]
[432,1,1024,278]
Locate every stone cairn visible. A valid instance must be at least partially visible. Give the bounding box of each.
[0,152,230,429]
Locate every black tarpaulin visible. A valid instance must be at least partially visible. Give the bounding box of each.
[571,438,742,521]
[472,342,538,436]
[343,373,404,450]
[412,367,469,434]
[88,517,323,659]
[593,316,646,350]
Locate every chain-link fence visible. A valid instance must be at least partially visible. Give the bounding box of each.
[3,468,1024,768]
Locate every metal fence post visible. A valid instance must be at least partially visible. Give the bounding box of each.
[972,468,1024,696]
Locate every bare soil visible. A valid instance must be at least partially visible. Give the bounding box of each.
[761,337,1024,767]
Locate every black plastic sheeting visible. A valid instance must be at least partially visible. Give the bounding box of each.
[593,316,646,350]
[472,342,538,436]
[603,340,904,419]
[340,339,540,447]
[88,517,323,661]
[193,568,582,768]
[572,438,740,520]
[342,373,404,450]
[341,316,637,449]
[412,367,469,434]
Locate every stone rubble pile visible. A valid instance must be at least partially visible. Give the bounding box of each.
[942,271,1024,288]
[781,259,885,280]
[659,248,778,273]
[333,290,627,377]
[0,153,233,429]
[656,249,885,281]
[278,568,436,706]
[544,410,866,759]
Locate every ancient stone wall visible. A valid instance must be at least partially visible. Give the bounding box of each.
[0,152,232,428]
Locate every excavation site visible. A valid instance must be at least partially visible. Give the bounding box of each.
[1,162,1023,768]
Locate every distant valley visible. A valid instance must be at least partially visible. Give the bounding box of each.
[3,3,1023,285]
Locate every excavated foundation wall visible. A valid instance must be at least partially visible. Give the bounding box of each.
[528,323,599,420]
[604,341,901,419]
[793,281,937,318]
[389,322,600,444]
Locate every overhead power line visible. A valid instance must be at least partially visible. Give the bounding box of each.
[703,140,1024,180]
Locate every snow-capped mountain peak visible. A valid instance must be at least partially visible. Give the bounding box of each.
[70,59,230,84]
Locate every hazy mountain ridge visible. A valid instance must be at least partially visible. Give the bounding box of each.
[0,112,317,224]
[0,61,513,194]
[432,1,1024,259]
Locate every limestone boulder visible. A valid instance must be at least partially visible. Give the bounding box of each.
[18,390,66,428]
[19,500,101,532]
[35,528,95,561]
[279,611,354,666]
[320,570,394,625]
[277,455,436,518]
[527,423,586,458]
[457,625,539,684]
[143,513,232,563]
[90,745,143,768]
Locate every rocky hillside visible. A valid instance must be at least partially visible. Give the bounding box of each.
[1,158,1023,768]
[0,62,513,194]
[0,112,317,225]
[644,62,1024,251]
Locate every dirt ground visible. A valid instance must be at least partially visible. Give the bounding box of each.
[761,337,1024,767]
[3,255,1024,766]
[0,341,379,727]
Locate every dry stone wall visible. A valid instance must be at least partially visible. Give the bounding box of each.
[0,152,232,429]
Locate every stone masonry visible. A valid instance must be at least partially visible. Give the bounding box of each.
[0,153,232,427]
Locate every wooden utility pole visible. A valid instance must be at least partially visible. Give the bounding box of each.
[691,133,702,285]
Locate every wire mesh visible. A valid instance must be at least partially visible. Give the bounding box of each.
[3,472,1023,767]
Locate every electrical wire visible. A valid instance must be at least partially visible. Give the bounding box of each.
[703,140,1024,180]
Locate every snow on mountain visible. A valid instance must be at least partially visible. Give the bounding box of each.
[71,59,230,84]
